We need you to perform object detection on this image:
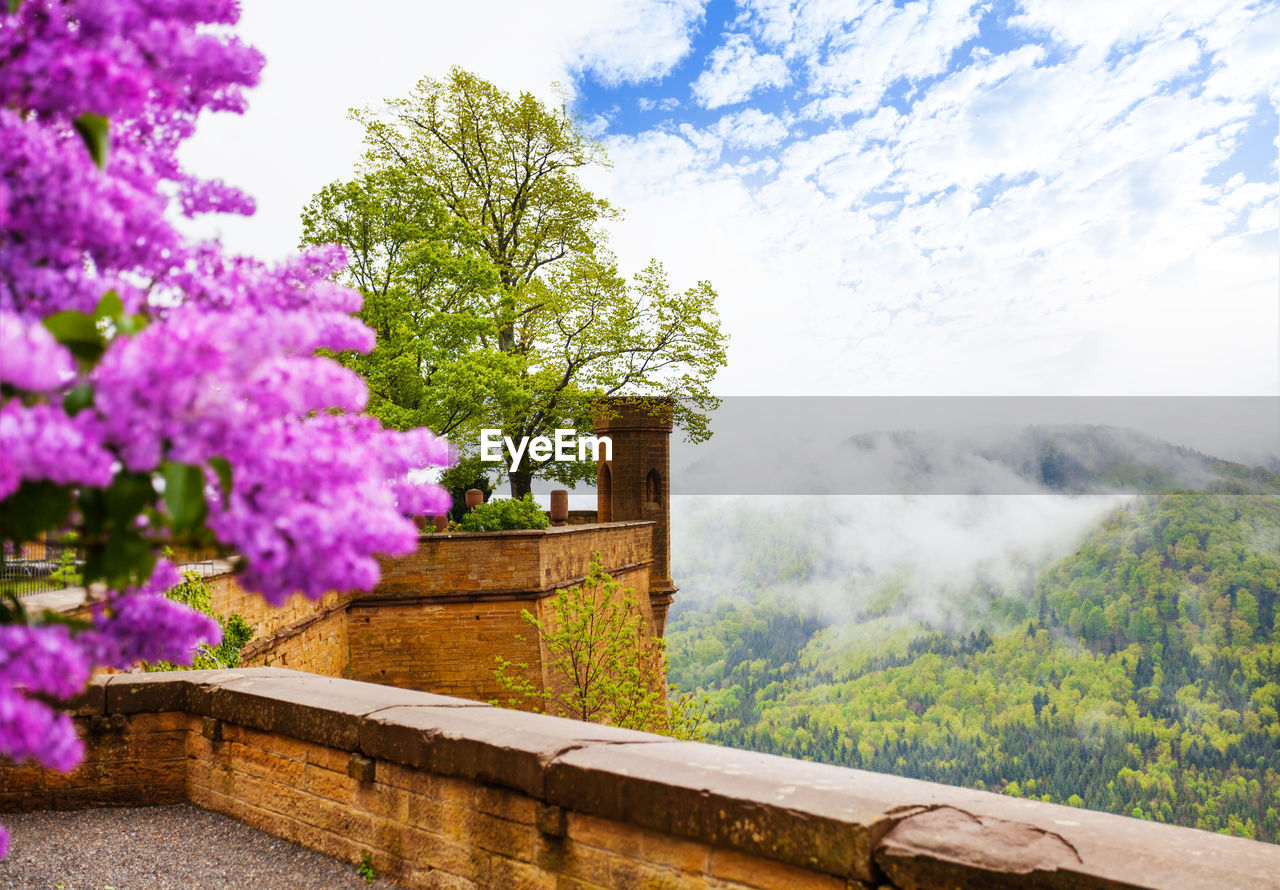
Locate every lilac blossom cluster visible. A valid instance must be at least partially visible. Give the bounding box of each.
[0,1,452,856]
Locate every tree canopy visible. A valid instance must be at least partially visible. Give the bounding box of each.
[667,494,1280,842]
[303,68,727,495]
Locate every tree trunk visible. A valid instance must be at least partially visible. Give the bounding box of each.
[509,466,533,499]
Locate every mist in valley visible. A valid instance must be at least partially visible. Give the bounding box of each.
[670,493,1123,633]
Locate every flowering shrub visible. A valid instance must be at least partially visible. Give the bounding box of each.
[0,0,452,856]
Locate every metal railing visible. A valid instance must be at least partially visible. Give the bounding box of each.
[2,535,80,597]
[2,536,231,598]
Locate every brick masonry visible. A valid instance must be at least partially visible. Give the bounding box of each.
[595,397,677,635]
[4,670,1279,890]
[209,523,658,708]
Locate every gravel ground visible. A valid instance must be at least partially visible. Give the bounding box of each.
[0,805,398,889]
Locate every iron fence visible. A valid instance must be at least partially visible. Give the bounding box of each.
[2,534,79,597]
[2,536,231,598]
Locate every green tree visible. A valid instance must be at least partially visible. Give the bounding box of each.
[306,67,727,495]
[493,553,710,740]
[300,167,507,437]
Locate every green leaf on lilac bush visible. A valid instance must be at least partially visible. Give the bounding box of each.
[42,309,104,361]
[63,384,95,416]
[163,461,208,529]
[73,113,110,168]
[93,290,124,321]
[36,610,92,631]
[0,480,73,542]
[84,532,155,589]
[116,312,149,336]
[0,590,28,626]
[208,456,234,499]
[103,472,154,524]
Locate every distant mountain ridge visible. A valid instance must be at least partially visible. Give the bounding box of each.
[840,424,1280,494]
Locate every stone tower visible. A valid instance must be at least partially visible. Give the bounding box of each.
[594,397,677,635]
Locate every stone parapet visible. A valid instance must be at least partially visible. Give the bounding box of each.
[3,669,1278,890]
[373,521,654,602]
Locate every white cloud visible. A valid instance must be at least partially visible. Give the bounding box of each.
[570,0,707,85]
[639,96,684,113]
[589,0,1279,396]
[715,108,791,149]
[742,0,985,119]
[801,0,986,119]
[178,0,1279,401]
[690,33,791,108]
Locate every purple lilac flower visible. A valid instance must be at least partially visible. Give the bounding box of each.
[0,403,115,499]
[0,1,453,850]
[0,688,84,773]
[0,312,76,391]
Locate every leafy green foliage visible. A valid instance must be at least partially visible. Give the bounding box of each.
[494,553,711,740]
[456,494,549,532]
[0,481,73,543]
[144,572,254,671]
[301,167,506,440]
[41,308,105,361]
[62,384,95,416]
[49,535,82,588]
[162,461,208,530]
[356,851,376,883]
[307,68,726,496]
[668,495,1280,843]
[8,286,216,597]
[439,457,495,523]
[72,113,110,168]
[40,290,147,364]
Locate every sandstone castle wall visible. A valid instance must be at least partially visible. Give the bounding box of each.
[4,670,1277,890]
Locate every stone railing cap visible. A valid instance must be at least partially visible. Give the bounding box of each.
[416,520,654,540]
[87,670,1280,889]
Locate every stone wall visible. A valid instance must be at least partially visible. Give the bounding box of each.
[3,669,1279,890]
[371,522,653,603]
[247,607,351,677]
[204,522,657,705]
[347,598,541,700]
[208,577,351,658]
[594,398,677,635]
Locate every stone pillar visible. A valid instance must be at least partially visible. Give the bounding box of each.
[594,397,676,636]
[549,490,569,526]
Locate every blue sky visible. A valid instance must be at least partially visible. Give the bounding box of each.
[184,0,1280,397]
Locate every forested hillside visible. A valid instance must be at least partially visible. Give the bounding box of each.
[667,493,1280,842]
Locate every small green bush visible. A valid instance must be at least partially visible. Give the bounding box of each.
[457,494,549,532]
[439,457,495,523]
[144,572,254,671]
[49,533,82,587]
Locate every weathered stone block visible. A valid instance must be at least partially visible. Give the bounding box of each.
[359,703,657,798]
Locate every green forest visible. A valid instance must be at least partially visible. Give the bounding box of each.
[667,492,1280,843]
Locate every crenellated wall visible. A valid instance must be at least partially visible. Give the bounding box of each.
[3,669,1279,890]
